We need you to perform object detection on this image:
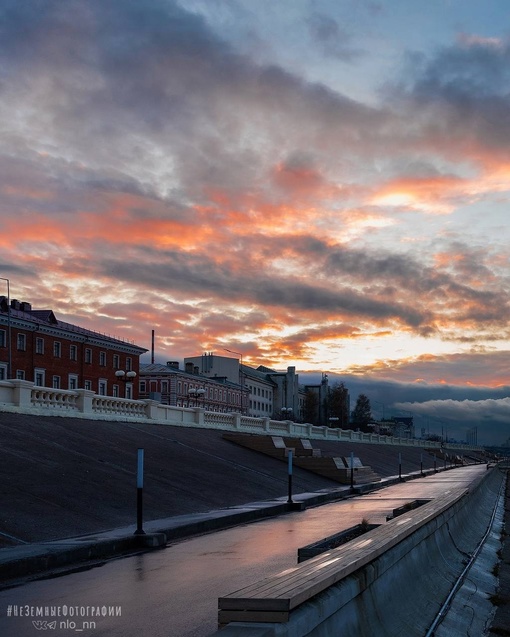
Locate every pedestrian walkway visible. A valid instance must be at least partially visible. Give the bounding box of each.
[0,466,490,637]
[0,465,474,586]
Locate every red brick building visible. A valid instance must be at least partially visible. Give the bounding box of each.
[0,297,147,398]
[139,361,249,413]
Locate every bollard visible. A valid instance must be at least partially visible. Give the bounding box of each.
[135,448,146,535]
[287,449,293,504]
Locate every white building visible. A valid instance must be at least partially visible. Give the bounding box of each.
[183,353,305,420]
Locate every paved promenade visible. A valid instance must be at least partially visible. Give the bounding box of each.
[0,466,494,637]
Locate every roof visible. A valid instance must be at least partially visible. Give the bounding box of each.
[241,364,277,386]
[140,363,246,390]
[0,296,147,352]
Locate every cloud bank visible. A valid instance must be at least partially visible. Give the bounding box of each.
[0,1,509,443]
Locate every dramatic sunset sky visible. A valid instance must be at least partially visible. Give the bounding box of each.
[1,0,510,443]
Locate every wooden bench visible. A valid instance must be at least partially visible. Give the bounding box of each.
[218,489,466,626]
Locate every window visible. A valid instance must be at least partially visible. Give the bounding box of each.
[98,380,107,396]
[16,370,25,380]
[112,385,119,397]
[0,364,7,380]
[126,385,133,399]
[85,348,92,364]
[68,374,78,390]
[70,344,77,361]
[113,354,120,369]
[161,381,168,393]
[53,341,61,358]
[36,337,44,355]
[52,376,60,389]
[126,357,132,371]
[139,381,146,393]
[34,369,45,386]
[99,351,106,366]
[0,330,5,347]
[84,380,92,391]
[17,333,26,351]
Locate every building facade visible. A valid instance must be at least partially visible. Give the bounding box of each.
[0,297,147,398]
[183,353,308,421]
[139,361,249,413]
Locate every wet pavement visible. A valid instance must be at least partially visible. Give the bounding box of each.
[0,465,488,637]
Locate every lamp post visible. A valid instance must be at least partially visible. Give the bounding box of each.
[281,407,293,420]
[0,277,12,380]
[188,387,205,407]
[115,369,137,398]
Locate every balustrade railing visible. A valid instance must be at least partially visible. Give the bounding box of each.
[0,379,482,451]
[31,388,79,411]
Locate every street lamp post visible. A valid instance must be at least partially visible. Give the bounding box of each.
[188,387,205,407]
[115,369,137,398]
[0,277,12,380]
[281,407,293,420]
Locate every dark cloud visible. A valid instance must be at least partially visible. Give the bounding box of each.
[0,0,509,448]
[390,36,510,158]
[0,0,396,206]
[301,372,510,445]
[307,13,362,61]
[97,247,428,327]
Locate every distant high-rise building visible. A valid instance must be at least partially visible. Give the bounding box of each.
[466,427,478,446]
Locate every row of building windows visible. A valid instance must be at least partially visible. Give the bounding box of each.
[247,384,271,399]
[176,381,242,405]
[0,363,133,398]
[249,400,272,413]
[0,330,132,369]
[139,379,244,407]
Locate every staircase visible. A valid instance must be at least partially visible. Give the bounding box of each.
[222,433,381,485]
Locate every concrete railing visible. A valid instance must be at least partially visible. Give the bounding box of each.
[0,379,481,451]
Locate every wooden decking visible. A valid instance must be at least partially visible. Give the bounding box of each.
[218,488,466,626]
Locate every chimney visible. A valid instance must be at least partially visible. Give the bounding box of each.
[20,301,32,312]
[166,361,180,369]
[194,366,199,375]
[185,362,194,374]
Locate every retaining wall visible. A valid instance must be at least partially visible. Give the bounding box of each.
[217,467,504,637]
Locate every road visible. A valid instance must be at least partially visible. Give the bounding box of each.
[0,466,487,637]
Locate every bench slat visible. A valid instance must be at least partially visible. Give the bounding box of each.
[219,489,466,616]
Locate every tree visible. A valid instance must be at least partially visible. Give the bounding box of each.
[302,390,320,425]
[351,394,372,431]
[327,382,350,429]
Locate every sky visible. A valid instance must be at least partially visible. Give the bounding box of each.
[1,0,510,444]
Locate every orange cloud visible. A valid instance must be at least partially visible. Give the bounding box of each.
[370,175,465,214]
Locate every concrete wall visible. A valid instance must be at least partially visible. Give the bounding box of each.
[217,468,504,637]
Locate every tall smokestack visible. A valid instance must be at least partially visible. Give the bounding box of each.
[151,330,155,364]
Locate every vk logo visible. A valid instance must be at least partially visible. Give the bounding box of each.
[32,620,57,630]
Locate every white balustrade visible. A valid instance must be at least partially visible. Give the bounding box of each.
[0,380,481,451]
[32,388,79,411]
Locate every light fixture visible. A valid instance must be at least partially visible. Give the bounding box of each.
[115,370,137,381]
